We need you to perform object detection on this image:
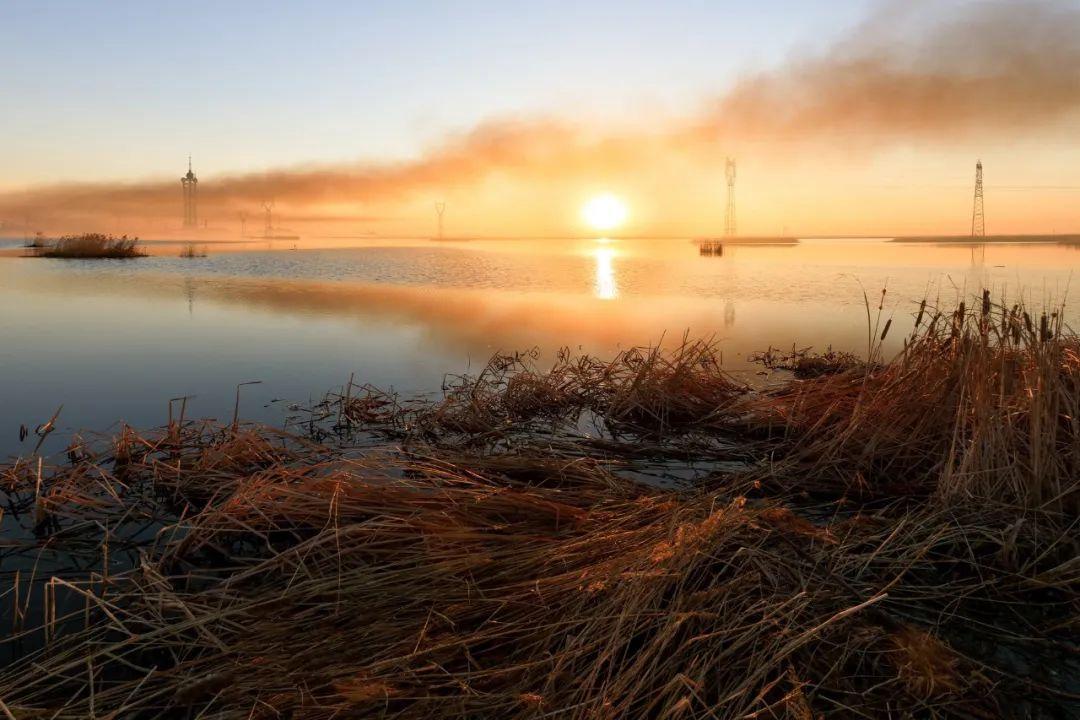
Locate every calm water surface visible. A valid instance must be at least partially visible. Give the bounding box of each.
[1,236,1076,457]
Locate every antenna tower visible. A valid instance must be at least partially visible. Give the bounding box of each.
[971,160,985,238]
[724,158,737,238]
[263,201,275,238]
[181,156,198,228]
[435,202,446,240]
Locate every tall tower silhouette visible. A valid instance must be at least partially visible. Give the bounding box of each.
[724,158,737,238]
[181,157,198,228]
[971,160,985,238]
[435,202,446,240]
[262,201,275,238]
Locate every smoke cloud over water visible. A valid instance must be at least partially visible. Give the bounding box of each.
[3,1,1079,236]
[703,0,1080,143]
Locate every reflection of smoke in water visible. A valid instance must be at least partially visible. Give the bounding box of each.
[593,247,618,300]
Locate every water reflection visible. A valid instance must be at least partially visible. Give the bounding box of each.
[184,275,196,316]
[699,240,724,257]
[970,244,985,267]
[724,300,736,328]
[3,237,1079,459]
[592,244,618,300]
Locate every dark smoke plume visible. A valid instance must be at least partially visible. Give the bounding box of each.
[3,1,1078,231]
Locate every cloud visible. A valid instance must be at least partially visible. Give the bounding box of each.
[700,0,1080,143]
[3,0,1078,233]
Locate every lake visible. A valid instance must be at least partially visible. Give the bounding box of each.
[1,236,1077,457]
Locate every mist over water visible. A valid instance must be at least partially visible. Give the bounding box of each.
[1,236,1076,458]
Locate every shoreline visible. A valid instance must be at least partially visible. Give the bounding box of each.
[1,300,1077,717]
[891,233,1080,244]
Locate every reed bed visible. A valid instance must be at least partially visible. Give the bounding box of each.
[325,340,745,444]
[756,295,1080,509]
[0,298,1077,718]
[34,233,146,259]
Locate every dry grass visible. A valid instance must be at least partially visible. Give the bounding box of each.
[749,345,862,378]
[36,233,146,259]
[0,297,1077,719]
[755,294,1080,508]
[325,340,744,444]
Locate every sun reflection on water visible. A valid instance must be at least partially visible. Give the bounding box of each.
[592,243,618,300]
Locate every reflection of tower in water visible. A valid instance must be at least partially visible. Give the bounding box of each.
[723,300,736,328]
[184,276,196,316]
[970,244,985,267]
[593,246,618,300]
[965,246,990,295]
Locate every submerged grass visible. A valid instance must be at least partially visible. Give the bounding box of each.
[35,233,146,259]
[180,242,208,258]
[0,297,1077,718]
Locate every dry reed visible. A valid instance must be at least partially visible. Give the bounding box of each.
[35,233,146,259]
[0,297,1076,718]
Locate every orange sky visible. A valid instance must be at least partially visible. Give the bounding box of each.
[2,1,1079,239]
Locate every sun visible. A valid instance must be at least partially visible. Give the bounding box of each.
[581,193,628,232]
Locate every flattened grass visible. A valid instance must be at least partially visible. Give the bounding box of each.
[0,297,1077,718]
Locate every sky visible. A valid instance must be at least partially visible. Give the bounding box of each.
[2,0,1079,238]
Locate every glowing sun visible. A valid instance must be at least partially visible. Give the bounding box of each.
[581,193,628,232]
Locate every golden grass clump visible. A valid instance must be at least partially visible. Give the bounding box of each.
[889,625,965,700]
[750,345,862,378]
[329,340,743,444]
[593,340,743,431]
[759,297,1079,509]
[36,233,146,258]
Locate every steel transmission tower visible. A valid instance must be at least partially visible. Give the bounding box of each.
[263,201,275,238]
[724,158,737,238]
[181,156,198,228]
[435,202,446,240]
[971,160,985,238]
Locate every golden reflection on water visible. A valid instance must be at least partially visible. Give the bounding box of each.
[5,238,1079,363]
[4,238,1079,460]
[592,241,618,300]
